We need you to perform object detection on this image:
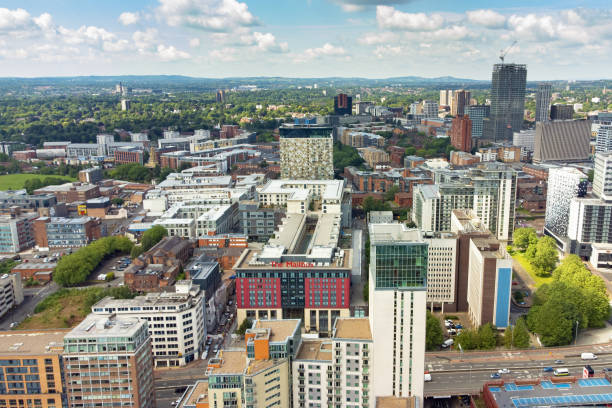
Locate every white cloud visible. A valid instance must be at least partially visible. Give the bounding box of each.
[156,44,190,61]
[341,4,365,13]
[358,31,399,45]
[103,39,130,52]
[189,37,200,48]
[466,9,506,29]
[374,44,403,58]
[376,6,444,31]
[295,43,346,62]
[118,12,140,26]
[0,8,33,32]
[157,0,257,31]
[59,25,116,45]
[133,28,158,53]
[432,25,472,40]
[33,13,53,31]
[209,47,238,62]
[240,31,288,53]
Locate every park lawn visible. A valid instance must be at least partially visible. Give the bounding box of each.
[513,252,553,288]
[17,290,91,330]
[0,173,74,191]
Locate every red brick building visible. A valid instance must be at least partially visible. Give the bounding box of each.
[12,151,36,161]
[198,234,248,248]
[450,115,472,152]
[114,148,143,164]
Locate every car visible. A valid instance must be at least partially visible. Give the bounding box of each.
[490,373,501,379]
[603,368,612,373]
[206,338,212,346]
[455,324,463,329]
[9,322,17,329]
[512,280,519,285]
[498,368,510,374]
[213,345,219,353]
[543,367,554,372]
[554,359,564,364]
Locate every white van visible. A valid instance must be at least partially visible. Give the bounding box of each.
[553,368,569,376]
[424,373,432,382]
[581,352,597,360]
[441,339,454,348]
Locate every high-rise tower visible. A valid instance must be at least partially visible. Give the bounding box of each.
[487,64,527,141]
[535,83,552,122]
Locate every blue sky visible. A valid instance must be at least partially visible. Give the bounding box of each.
[0,0,610,79]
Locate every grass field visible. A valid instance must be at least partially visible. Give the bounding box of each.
[513,252,553,288]
[0,174,74,190]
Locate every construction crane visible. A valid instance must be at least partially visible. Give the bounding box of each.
[499,40,518,64]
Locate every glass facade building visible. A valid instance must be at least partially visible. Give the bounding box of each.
[373,243,427,289]
[488,64,527,141]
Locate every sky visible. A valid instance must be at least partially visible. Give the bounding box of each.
[0,0,610,80]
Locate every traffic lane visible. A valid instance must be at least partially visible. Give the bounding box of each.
[0,281,59,329]
[427,355,612,373]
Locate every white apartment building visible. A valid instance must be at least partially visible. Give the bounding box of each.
[293,318,374,408]
[91,281,206,367]
[157,203,235,238]
[545,167,588,241]
[0,273,23,320]
[368,223,427,404]
[593,152,612,201]
[425,235,457,310]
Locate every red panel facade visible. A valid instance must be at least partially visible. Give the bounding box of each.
[236,277,282,309]
[304,277,350,308]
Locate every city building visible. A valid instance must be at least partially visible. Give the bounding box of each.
[466,105,490,139]
[63,315,155,408]
[413,163,517,241]
[85,197,111,218]
[215,89,225,103]
[78,167,103,184]
[279,125,334,180]
[0,273,23,319]
[425,234,457,311]
[121,99,131,111]
[544,167,588,247]
[466,236,512,328]
[239,201,285,242]
[11,261,56,282]
[0,330,67,408]
[535,83,552,122]
[33,216,103,249]
[533,120,591,163]
[513,129,536,159]
[487,63,527,141]
[206,320,299,408]
[334,93,352,116]
[450,115,472,152]
[422,101,439,118]
[114,146,144,164]
[451,89,471,117]
[0,213,37,253]
[359,147,390,168]
[593,151,612,201]
[368,223,427,402]
[339,129,384,148]
[449,151,480,166]
[91,281,206,367]
[595,124,612,153]
[439,89,453,107]
[33,183,100,203]
[550,104,574,120]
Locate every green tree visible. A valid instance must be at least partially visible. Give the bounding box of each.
[384,185,400,202]
[425,312,444,351]
[503,326,514,349]
[477,324,497,350]
[363,280,369,303]
[140,225,168,251]
[130,245,144,259]
[362,196,391,213]
[236,318,252,335]
[111,198,124,206]
[105,272,115,282]
[456,328,479,350]
[527,236,558,276]
[513,227,538,251]
[513,318,530,349]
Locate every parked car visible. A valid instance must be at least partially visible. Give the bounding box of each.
[543,367,554,372]
[554,359,564,364]
[490,373,501,379]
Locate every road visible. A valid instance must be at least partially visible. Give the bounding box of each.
[0,282,59,330]
[425,343,612,396]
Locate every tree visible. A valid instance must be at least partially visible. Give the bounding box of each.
[363,280,369,303]
[513,318,530,349]
[130,245,144,259]
[527,236,558,276]
[111,197,124,206]
[362,196,391,213]
[477,324,497,350]
[236,318,252,335]
[513,227,537,251]
[384,185,400,202]
[503,326,514,349]
[425,312,444,351]
[105,272,115,282]
[456,328,479,350]
[140,225,168,251]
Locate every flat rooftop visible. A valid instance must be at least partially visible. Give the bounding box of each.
[208,350,246,375]
[65,314,144,339]
[0,330,68,355]
[333,318,372,341]
[258,179,344,201]
[376,396,417,408]
[296,340,332,361]
[487,378,612,407]
[236,248,351,270]
[12,262,56,270]
[254,319,300,343]
[183,381,208,407]
[368,223,423,244]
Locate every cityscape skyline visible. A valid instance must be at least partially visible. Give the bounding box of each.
[0,1,611,79]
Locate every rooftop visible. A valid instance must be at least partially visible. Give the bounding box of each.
[12,262,56,270]
[258,179,344,201]
[208,350,247,375]
[0,330,68,355]
[296,340,332,361]
[369,223,423,244]
[182,381,208,408]
[65,314,145,339]
[376,396,417,408]
[34,182,98,193]
[254,319,300,343]
[333,318,372,341]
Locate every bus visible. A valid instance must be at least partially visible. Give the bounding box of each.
[553,368,569,376]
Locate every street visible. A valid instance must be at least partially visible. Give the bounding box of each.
[0,282,59,330]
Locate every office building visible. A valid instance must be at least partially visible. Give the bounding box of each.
[78,167,103,184]
[451,89,471,117]
[425,235,457,311]
[593,151,612,201]
[334,93,352,116]
[550,104,574,120]
[596,124,612,153]
[279,125,334,180]
[206,320,298,408]
[422,101,439,118]
[0,213,36,253]
[0,330,67,408]
[535,83,552,122]
[130,132,149,142]
[33,182,100,203]
[544,167,588,244]
[63,315,155,408]
[466,236,512,328]
[439,90,453,107]
[533,120,591,163]
[368,223,427,402]
[413,163,517,241]
[91,281,206,367]
[513,129,536,159]
[450,115,472,152]
[239,201,285,242]
[487,64,527,141]
[466,105,490,139]
[359,147,390,168]
[215,89,225,103]
[121,99,131,111]
[34,216,102,249]
[114,146,144,164]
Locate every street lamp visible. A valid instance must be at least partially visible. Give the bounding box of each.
[574,321,579,346]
